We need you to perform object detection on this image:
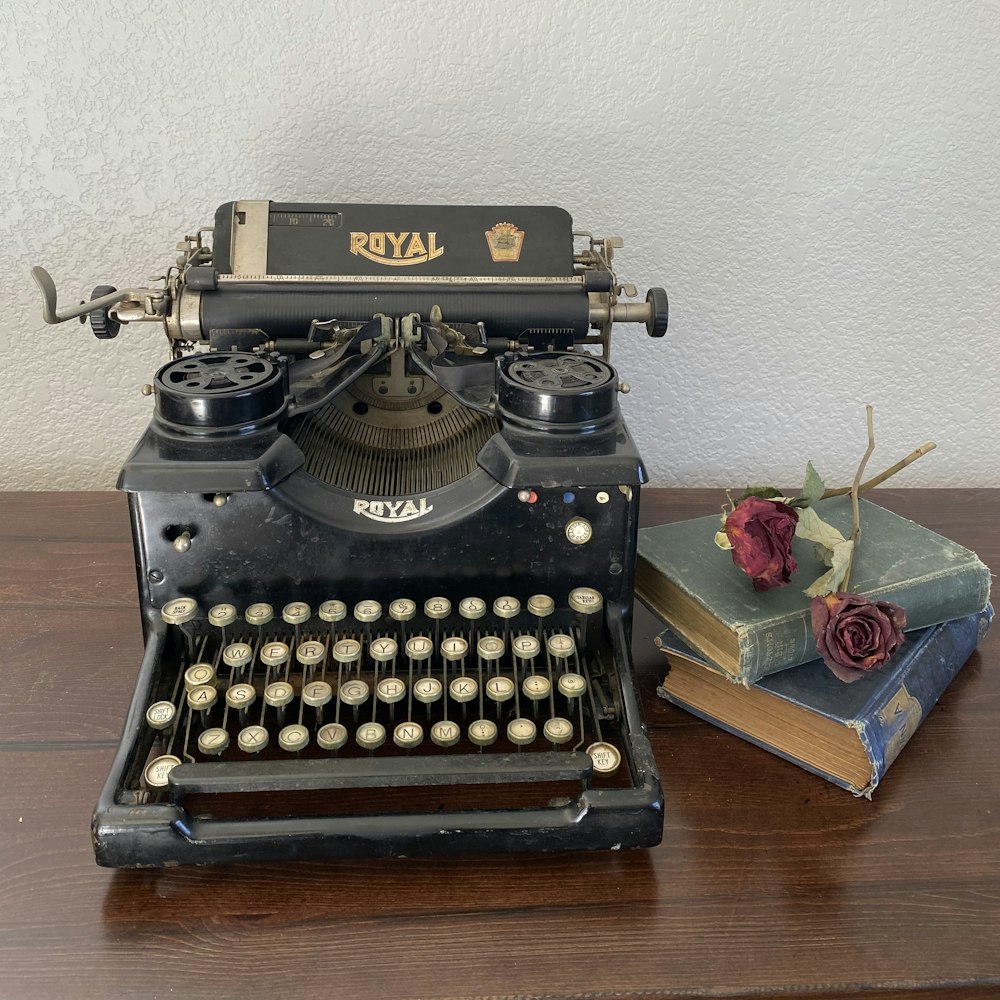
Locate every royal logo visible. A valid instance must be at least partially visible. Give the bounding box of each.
[349,231,444,267]
[353,497,434,522]
[485,222,525,262]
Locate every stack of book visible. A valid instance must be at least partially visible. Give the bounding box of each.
[636,496,993,796]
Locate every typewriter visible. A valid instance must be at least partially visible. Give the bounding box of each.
[33,201,669,867]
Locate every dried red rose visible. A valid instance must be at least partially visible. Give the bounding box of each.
[810,592,907,682]
[723,497,799,591]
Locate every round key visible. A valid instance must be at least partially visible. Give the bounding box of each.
[440,636,469,661]
[198,727,229,756]
[370,637,399,663]
[413,677,443,703]
[302,680,333,707]
[318,599,347,623]
[543,716,574,744]
[317,722,348,750]
[226,683,256,710]
[354,599,382,623]
[389,598,417,622]
[546,633,576,658]
[522,674,552,701]
[279,723,310,752]
[493,596,521,619]
[184,663,216,689]
[145,700,176,731]
[238,725,269,753]
[459,596,486,620]
[485,676,515,703]
[587,741,622,775]
[282,601,311,625]
[339,678,369,705]
[507,718,537,746]
[245,602,274,626]
[449,675,478,703]
[223,642,253,668]
[161,597,198,625]
[511,634,541,660]
[356,721,386,750]
[477,636,505,661]
[208,603,237,628]
[260,641,290,668]
[424,596,452,620]
[469,718,498,747]
[568,587,603,615]
[143,754,181,789]
[430,720,461,748]
[376,677,406,704]
[186,684,217,711]
[393,721,424,749]
[296,639,326,666]
[558,672,588,699]
[332,638,362,664]
[405,635,434,661]
[527,594,555,618]
[264,681,294,708]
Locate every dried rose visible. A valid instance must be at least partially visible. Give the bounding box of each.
[723,497,799,591]
[810,592,907,682]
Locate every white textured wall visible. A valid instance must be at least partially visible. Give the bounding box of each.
[2,0,997,490]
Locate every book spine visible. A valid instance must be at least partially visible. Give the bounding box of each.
[738,559,992,683]
[853,604,994,796]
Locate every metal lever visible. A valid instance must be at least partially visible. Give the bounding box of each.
[31,266,138,325]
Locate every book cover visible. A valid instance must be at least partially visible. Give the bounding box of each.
[636,495,992,684]
[656,605,994,796]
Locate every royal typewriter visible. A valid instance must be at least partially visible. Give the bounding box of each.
[33,201,669,867]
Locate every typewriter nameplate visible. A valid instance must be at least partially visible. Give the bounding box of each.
[353,497,434,523]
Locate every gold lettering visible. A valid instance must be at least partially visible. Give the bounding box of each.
[404,233,426,258]
[386,232,408,258]
[426,233,443,261]
[369,232,385,255]
[349,232,368,255]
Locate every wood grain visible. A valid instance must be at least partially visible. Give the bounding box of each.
[0,490,997,1000]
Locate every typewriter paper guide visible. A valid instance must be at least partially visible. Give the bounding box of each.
[213,202,575,278]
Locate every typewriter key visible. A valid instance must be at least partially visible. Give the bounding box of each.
[522,675,552,701]
[485,676,515,703]
[393,721,424,749]
[142,754,181,789]
[469,719,498,747]
[389,598,417,622]
[238,725,269,753]
[512,634,541,660]
[208,603,237,628]
[282,602,311,625]
[264,681,294,708]
[527,594,555,618]
[477,636,505,661]
[302,680,333,707]
[223,642,254,669]
[225,683,256,710]
[370,637,398,663]
[295,640,326,666]
[161,597,198,626]
[586,741,622,775]
[332,638,362,664]
[187,684,218,712]
[493,596,521,619]
[356,721,386,750]
[546,633,576,658]
[338,679,370,706]
[245,602,274,627]
[376,677,406,704]
[543,717,574,745]
[198,727,229,756]
[353,600,382,623]
[318,599,347,623]
[317,722,348,750]
[430,720,461,748]
[557,673,588,699]
[279,724,310,752]
[440,636,469,661]
[459,597,486,620]
[568,587,603,615]
[260,641,290,668]
[449,676,478,703]
[405,635,433,660]
[507,718,537,746]
[145,700,176,731]
[184,663,216,689]
[424,597,451,620]
[413,677,443,703]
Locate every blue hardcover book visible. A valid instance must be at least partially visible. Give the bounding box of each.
[655,605,994,796]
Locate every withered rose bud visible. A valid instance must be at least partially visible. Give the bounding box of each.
[724,497,799,591]
[810,592,907,682]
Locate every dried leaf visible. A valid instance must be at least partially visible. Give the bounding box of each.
[714,530,733,550]
[790,461,825,508]
[795,505,848,559]
[735,485,784,503]
[804,539,854,597]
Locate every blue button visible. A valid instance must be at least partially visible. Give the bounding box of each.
[563,491,575,503]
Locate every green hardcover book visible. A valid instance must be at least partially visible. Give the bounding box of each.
[636,496,991,684]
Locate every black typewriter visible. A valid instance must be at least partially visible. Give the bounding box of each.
[33,201,669,867]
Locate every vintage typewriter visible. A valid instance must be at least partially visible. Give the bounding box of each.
[33,201,669,867]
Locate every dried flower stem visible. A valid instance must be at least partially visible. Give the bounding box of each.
[842,405,876,592]
[821,441,936,499]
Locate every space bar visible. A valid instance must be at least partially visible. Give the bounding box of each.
[168,752,592,796]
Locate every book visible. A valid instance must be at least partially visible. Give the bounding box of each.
[655,605,994,796]
[636,496,992,684]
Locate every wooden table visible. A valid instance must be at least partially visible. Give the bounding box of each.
[1,488,997,1000]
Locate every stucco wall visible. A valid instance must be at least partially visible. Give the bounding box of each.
[2,0,997,490]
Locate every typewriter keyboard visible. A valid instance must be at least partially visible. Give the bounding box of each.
[139,589,630,796]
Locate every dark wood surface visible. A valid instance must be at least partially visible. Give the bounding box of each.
[1,489,997,1000]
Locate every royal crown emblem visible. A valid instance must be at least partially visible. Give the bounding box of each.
[485,222,525,262]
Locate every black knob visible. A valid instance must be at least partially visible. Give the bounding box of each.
[645,286,668,338]
[497,352,618,427]
[89,285,120,340]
